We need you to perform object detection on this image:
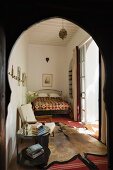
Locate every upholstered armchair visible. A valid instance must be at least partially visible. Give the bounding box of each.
[18,103,55,136]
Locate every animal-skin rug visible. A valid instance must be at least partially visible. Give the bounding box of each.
[46,122,107,168]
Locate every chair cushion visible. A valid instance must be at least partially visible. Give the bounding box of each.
[18,103,37,123]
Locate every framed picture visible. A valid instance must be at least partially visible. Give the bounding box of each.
[42,74,53,87]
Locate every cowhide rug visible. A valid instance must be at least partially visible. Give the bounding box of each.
[46,122,107,168]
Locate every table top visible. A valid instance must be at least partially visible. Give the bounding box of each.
[17,125,50,138]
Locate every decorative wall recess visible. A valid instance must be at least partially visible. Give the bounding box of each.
[69,69,72,98]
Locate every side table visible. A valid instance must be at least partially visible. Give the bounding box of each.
[16,125,50,168]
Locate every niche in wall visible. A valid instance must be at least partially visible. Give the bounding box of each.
[69,59,73,98]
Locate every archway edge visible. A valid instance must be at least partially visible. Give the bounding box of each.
[6,14,109,59]
[5,1,112,59]
[6,12,112,114]
[4,3,113,170]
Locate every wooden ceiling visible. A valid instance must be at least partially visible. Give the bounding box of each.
[27,18,79,46]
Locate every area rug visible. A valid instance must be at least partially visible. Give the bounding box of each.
[47,155,108,170]
[84,123,99,139]
[46,123,107,169]
[48,157,90,170]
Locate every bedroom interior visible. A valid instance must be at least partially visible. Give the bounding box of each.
[6,17,108,170]
[0,2,112,170]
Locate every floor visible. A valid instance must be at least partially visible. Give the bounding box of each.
[8,117,107,170]
[8,139,37,170]
[52,117,99,139]
[84,121,99,139]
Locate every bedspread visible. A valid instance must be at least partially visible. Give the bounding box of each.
[32,97,71,111]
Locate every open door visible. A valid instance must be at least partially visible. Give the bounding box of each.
[76,46,81,122]
[77,39,100,133]
[76,46,86,122]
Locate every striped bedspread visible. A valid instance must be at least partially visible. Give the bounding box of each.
[32,97,71,111]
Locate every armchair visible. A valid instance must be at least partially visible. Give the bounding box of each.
[18,103,55,136]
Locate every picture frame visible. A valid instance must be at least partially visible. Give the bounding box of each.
[42,74,53,87]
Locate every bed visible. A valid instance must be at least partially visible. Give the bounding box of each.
[26,89,72,118]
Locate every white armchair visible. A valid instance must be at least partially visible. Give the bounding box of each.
[18,103,55,136]
[18,103,37,124]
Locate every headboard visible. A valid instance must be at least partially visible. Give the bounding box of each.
[38,89,62,96]
[26,89,62,103]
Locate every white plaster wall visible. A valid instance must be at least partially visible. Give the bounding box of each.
[27,29,90,104]
[6,32,28,168]
[5,26,91,168]
[27,44,67,96]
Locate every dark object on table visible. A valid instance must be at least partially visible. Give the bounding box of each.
[17,127,50,167]
[26,143,44,159]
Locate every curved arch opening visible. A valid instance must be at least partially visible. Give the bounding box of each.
[6,17,107,168]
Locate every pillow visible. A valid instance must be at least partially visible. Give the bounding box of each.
[49,93,61,98]
[38,93,48,97]
[18,103,37,123]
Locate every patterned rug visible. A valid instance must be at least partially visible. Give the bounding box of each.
[46,123,107,169]
[47,155,108,170]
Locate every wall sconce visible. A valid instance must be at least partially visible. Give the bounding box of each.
[8,65,27,86]
[46,57,49,63]
[8,65,17,79]
[21,73,27,86]
[17,66,21,86]
[8,65,14,77]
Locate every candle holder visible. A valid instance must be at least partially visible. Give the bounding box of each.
[8,65,14,77]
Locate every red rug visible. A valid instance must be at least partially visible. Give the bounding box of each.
[87,155,108,170]
[52,117,84,128]
[48,157,89,170]
[48,155,108,170]
[52,117,99,139]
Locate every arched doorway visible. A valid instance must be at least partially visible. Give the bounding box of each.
[0,2,113,170]
[6,17,107,169]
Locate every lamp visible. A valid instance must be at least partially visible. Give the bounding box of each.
[59,20,67,40]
